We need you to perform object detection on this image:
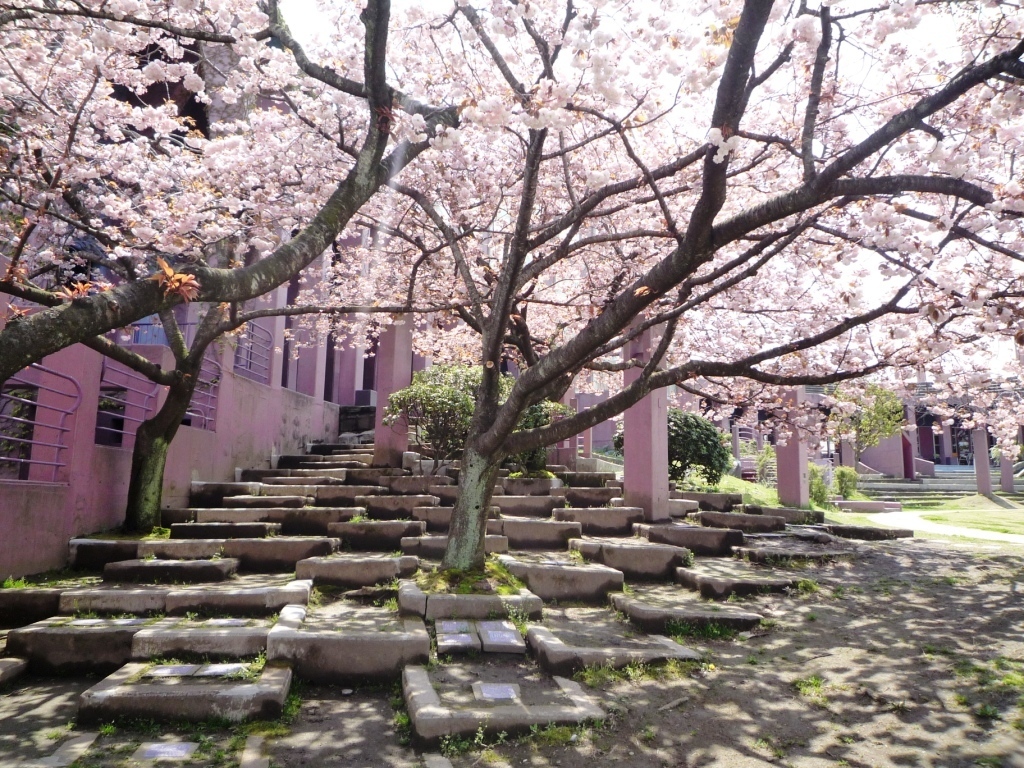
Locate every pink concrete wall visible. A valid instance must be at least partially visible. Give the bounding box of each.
[860,433,908,478]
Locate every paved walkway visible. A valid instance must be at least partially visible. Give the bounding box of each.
[873,511,1024,545]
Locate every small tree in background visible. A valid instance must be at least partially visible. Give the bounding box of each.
[828,384,906,461]
[616,409,733,486]
[509,401,572,477]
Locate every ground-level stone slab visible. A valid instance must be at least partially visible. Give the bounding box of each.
[494,518,582,549]
[268,604,429,682]
[674,492,742,512]
[60,587,169,615]
[553,507,645,535]
[295,555,419,587]
[137,539,226,560]
[569,539,691,579]
[328,520,426,549]
[398,581,543,620]
[526,625,699,676]
[746,506,825,525]
[165,580,311,616]
[8,616,174,674]
[734,546,854,565]
[103,558,239,584]
[823,524,913,541]
[0,657,29,686]
[609,593,762,633]
[403,665,604,744]
[132,618,272,660]
[477,620,526,653]
[634,523,743,556]
[694,511,787,533]
[78,661,292,723]
[497,555,623,602]
[676,560,798,600]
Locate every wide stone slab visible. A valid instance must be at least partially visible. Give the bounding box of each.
[132,617,271,660]
[171,522,280,539]
[569,539,691,579]
[674,491,742,512]
[0,657,28,686]
[381,475,454,495]
[78,661,292,723]
[694,511,787,533]
[411,506,500,532]
[358,494,441,520]
[428,485,506,507]
[634,523,743,556]
[398,581,543,620]
[498,556,622,602]
[268,604,429,682]
[194,507,362,534]
[675,561,797,600]
[189,482,261,507]
[103,558,239,584]
[60,587,169,615]
[8,616,175,674]
[165,580,311,616]
[745,506,825,525]
[824,524,913,541]
[312,485,386,506]
[295,555,419,587]
[403,665,603,744]
[328,520,426,549]
[609,593,762,633]
[554,471,617,488]
[502,477,560,496]
[137,539,227,560]
[69,539,139,570]
[527,625,699,676]
[221,537,338,571]
[734,546,854,565]
[668,498,700,517]
[229,495,307,509]
[263,476,344,486]
[344,467,408,486]
[0,588,64,628]
[495,518,582,549]
[553,507,645,535]
[564,487,620,507]
[490,495,559,517]
[401,535,508,558]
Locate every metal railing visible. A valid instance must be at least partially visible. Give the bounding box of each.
[0,364,82,482]
[233,321,273,385]
[94,360,160,448]
[183,357,220,431]
[127,317,198,347]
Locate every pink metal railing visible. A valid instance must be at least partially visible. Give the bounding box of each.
[183,357,220,431]
[94,360,160,448]
[233,321,273,385]
[0,364,82,482]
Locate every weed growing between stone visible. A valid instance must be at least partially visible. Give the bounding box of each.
[665,618,738,642]
[575,658,710,689]
[415,556,525,596]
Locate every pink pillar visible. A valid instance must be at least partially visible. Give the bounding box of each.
[731,424,741,459]
[268,285,288,390]
[553,390,578,469]
[940,424,953,465]
[776,388,809,508]
[581,426,593,459]
[839,440,856,468]
[623,328,669,521]
[1000,453,1015,493]
[372,318,413,467]
[973,427,992,494]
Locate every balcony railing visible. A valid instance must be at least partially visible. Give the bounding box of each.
[94,360,161,448]
[233,321,273,385]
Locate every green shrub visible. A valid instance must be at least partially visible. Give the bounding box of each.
[833,466,858,499]
[808,464,831,507]
[755,444,776,485]
[614,409,733,485]
[509,401,572,473]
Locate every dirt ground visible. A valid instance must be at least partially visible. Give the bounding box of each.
[2,537,1024,768]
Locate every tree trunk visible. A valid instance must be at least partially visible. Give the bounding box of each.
[441,445,501,571]
[124,375,197,533]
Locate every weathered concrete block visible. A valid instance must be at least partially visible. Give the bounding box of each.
[428,485,504,507]
[137,540,226,560]
[564,487,620,507]
[69,539,139,570]
[171,522,280,539]
[313,485,385,506]
[295,555,419,587]
[674,492,742,512]
[676,561,797,600]
[746,506,825,525]
[498,556,622,602]
[502,477,560,496]
[398,581,427,616]
[527,626,699,676]
[328,521,426,550]
[59,588,168,615]
[8,616,174,674]
[609,593,762,633]
[634,523,743,556]
[344,468,408,486]
[477,620,526,653]
[132,618,270,660]
[263,476,343,486]
[553,507,644,535]
[358,494,440,520]
[824,524,913,541]
[411,506,500,532]
[423,590,542,620]
[222,538,338,571]
[230,495,307,509]
[165,580,311,616]
[554,471,617,488]
[264,507,362,535]
[491,495,558,517]
[569,540,691,579]
[103,558,239,584]
[381,476,454,495]
[189,482,261,507]
[0,657,28,686]
[401,535,508,558]
[668,499,700,517]
[497,518,582,549]
[0,588,63,629]
[695,511,786,533]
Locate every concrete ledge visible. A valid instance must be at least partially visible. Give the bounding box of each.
[403,665,603,744]
[490,496,559,517]
[189,482,261,507]
[412,506,501,532]
[526,625,699,676]
[381,476,454,495]
[0,657,28,686]
[676,562,797,600]
[137,540,226,560]
[397,582,543,620]
[328,520,426,549]
[609,593,762,633]
[103,558,239,584]
[165,580,311,616]
[263,476,344,486]
[295,555,419,587]
[0,589,64,629]
[497,556,622,602]
[553,507,645,535]
[313,485,385,506]
[132,619,271,660]
[564,487,620,507]
[734,546,854,565]
[230,495,307,509]
[8,617,176,674]
[667,499,700,518]
[495,518,582,549]
[634,523,743,556]
[824,524,913,541]
[358,494,441,520]
[835,500,902,512]
[343,468,408,485]
[171,523,280,539]
[501,477,561,496]
[78,661,292,724]
[221,538,338,571]
[674,492,742,512]
[69,539,139,570]
[60,588,169,615]
[694,511,786,533]
[746,506,825,525]
[554,471,617,488]
[401,535,508,558]
[569,540,692,579]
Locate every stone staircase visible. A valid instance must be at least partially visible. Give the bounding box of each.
[0,439,915,757]
[857,466,1024,508]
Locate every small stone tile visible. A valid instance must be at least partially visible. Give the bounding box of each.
[480,628,526,654]
[131,741,199,760]
[111,618,145,626]
[476,619,516,633]
[436,619,472,634]
[204,618,248,627]
[471,682,520,701]
[436,633,480,654]
[69,619,106,626]
[145,664,200,678]
[194,663,248,677]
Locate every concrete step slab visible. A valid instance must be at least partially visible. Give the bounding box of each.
[569,539,691,579]
[0,588,64,629]
[103,558,239,584]
[497,555,622,602]
[0,657,28,686]
[668,499,700,517]
[8,616,175,674]
[411,506,500,533]
[297,461,370,470]
[380,476,454,495]
[527,625,699,676]
[634,523,743,556]
[60,586,170,615]
[189,482,262,507]
[823,524,914,541]
[494,518,582,549]
[397,581,543,620]
[131,617,273,660]
[428,485,504,507]
[554,471,617,488]
[491,495,559,517]
[359,494,441,520]
[502,477,561,496]
[138,539,226,560]
[675,560,798,600]
[609,593,762,633]
[78,660,292,724]
[263,476,345,486]
[344,468,409,486]
[268,604,429,682]
[221,538,338,572]
[401,535,508,558]
[313,485,386,506]
[694,511,786,533]
[69,539,140,570]
[165,580,311,616]
[295,555,419,587]
[328,520,426,550]
[194,507,363,534]
[229,495,307,509]
[734,546,854,565]
[674,491,742,512]
[564,487,620,507]
[745,506,825,525]
[553,507,645,535]
[171,522,280,539]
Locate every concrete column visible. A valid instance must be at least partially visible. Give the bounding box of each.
[268,285,288,390]
[1000,453,1015,493]
[622,327,669,521]
[973,427,992,494]
[940,424,953,465]
[776,388,809,508]
[372,318,414,467]
[839,440,856,468]
[552,390,578,470]
[731,424,741,460]
[312,330,328,402]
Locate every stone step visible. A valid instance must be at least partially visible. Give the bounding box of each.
[501,477,562,496]
[239,468,347,482]
[497,555,623,602]
[400,535,509,558]
[344,467,409,486]
[675,560,798,600]
[0,658,27,686]
[411,506,501,533]
[328,520,427,550]
[569,539,692,579]
[312,485,387,506]
[193,507,364,535]
[554,471,618,488]
[295,555,419,587]
[0,588,63,629]
[668,499,700,517]
[78,659,293,724]
[297,460,371,470]
[58,579,311,616]
[278,454,356,469]
[171,522,280,539]
[360,494,441,520]
[564,487,621,507]
[220,537,338,571]
[527,625,699,677]
[694,511,786,533]
[492,518,582,549]
[553,506,645,535]
[132,616,274,660]
[633,523,743,556]
[103,558,239,584]
[734,545,854,565]
[189,482,262,507]
[822,524,914,541]
[744,506,825,525]
[673,491,742,512]
[379,475,454,495]
[138,540,226,560]
[397,581,543,620]
[228,495,308,509]
[609,593,762,633]
[262,476,346,486]
[70,539,143,570]
[428,485,504,507]
[269,604,429,682]
[490,495,559,517]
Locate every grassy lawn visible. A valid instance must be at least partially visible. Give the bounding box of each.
[921,507,1024,536]
[715,474,780,507]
